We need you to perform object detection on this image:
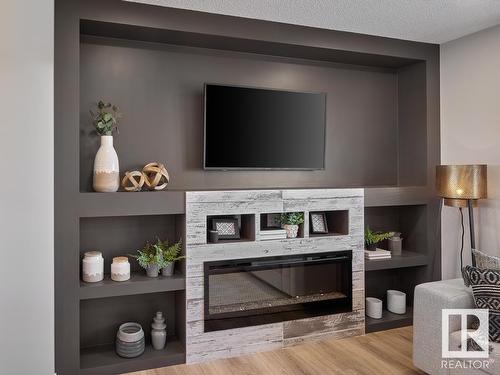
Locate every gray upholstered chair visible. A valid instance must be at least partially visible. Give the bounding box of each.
[413,278,499,374]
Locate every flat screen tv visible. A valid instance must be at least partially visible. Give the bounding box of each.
[204,84,326,170]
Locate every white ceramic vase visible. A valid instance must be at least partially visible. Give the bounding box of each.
[387,290,406,314]
[93,135,119,192]
[366,297,383,319]
[283,224,299,238]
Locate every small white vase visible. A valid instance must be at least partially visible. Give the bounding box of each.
[387,290,406,314]
[93,135,119,192]
[283,224,299,239]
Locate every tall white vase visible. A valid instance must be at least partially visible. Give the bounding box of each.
[93,135,119,192]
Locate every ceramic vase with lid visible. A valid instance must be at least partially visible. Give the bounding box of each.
[82,251,104,283]
[151,311,167,350]
[93,135,119,192]
[111,256,130,282]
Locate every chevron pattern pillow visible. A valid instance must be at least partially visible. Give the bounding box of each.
[464,266,500,343]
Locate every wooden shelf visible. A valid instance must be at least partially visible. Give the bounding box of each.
[80,272,185,300]
[364,186,430,207]
[366,306,413,333]
[78,191,185,217]
[365,250,429,271]
[80,337,185,375]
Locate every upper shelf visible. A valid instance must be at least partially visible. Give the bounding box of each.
[77,191,185,217]
[364,186,431,207]
[365,250,429,271]
[79,272,185,300]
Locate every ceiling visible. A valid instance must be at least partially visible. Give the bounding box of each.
[128,0,500,44]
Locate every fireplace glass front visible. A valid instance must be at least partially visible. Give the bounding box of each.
[204,251,352,332]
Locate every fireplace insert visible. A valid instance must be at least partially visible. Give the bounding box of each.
[204,250,352,332]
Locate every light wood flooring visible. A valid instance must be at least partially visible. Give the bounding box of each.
[130,326,424,375]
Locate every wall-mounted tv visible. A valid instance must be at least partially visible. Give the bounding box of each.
[204,84,326,170]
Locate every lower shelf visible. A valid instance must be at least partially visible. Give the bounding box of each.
[80,337,185,375]
[365,306,413,333]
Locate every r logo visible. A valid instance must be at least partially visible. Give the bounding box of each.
[442,309,489,358]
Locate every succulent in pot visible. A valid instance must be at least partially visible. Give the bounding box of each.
[280,212,304,239]
[364,227,394,251]
[131,242,163,278]
[154,238,184,277]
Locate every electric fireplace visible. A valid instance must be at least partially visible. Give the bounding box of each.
[204,251,352,332]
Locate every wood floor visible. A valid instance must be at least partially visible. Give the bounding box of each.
[131,326,424,375]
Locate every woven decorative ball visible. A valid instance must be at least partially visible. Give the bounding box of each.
[142,162,170,191]
[121,171,145,192]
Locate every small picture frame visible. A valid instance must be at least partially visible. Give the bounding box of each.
[310,212,328,234]
[266,213,282,229]
[211,218,240,240]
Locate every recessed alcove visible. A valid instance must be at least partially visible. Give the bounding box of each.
[79,31,427,191]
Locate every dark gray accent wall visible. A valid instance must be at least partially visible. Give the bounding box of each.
[80,38,399,191]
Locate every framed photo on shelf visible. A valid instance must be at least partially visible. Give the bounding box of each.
[266,213,282,228]
[310,212,328,234]
[211,218,240,240]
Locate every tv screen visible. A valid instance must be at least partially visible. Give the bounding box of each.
[204,84,326,170]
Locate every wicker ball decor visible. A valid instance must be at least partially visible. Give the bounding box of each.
[121,171,145,192]
[142,162,170,191]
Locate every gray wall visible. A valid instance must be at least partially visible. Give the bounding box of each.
[0,1,54,374]
[441,24,500,279]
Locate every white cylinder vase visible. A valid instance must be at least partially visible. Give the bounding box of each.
[366,297,383,319]
[387,290,406,314]
[93,135,119,192]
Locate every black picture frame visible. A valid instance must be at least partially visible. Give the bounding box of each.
[310,212,328,234]
[265,213,282,229]
[211,218,240,240]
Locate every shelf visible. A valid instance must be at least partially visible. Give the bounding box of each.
[365,306,413,333]
[80,272,185,300]
[364,186,430,207]
[78,191,185,217]
[309,232,345,238]
[80,337,185,375]
[365,250,429,271]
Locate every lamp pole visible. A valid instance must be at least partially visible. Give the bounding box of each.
[467,199,477,267]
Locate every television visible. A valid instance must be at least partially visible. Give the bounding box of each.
[204,84,326,170]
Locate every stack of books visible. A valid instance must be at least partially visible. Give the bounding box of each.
[365,248,392,260]
[260,229,287,241]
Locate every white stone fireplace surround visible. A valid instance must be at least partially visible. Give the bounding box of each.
[185,189,365,363]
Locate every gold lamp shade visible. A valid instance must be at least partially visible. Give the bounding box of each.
[436,165,487,207]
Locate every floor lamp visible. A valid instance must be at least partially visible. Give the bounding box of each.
[436,165,487,269]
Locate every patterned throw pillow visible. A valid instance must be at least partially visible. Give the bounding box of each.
[473,249,500,270]
[463,266,500,343]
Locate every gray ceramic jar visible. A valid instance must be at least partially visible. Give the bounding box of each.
[116,322,145,358]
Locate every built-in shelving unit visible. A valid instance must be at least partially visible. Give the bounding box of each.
[55,0,440,373]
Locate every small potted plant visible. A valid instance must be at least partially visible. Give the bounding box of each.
[154,238,185,277]
[131,242,163,278]
[90,100,122,193]
[365,227,394,251]
[280,212,304,239]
